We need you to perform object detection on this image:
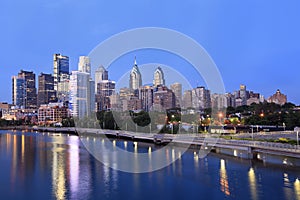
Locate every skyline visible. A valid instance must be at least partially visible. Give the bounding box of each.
[1,1,300,103]
[7,57,290,106]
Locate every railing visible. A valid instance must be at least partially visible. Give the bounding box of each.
[215,138,300,153]
[76,128,300,153]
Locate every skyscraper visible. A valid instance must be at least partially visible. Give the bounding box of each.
[37,73,56,107]
[69,56,95,118]
[78,56,91,74]
[170,82,182,107]
[239,84,248,106]
[12,75,26,108]
[139,85,154,112]
[96,80,116,111]
[153,66,165,87]
[95,65,108,83]
[153,85,175,111]
[95,65,108,92]
[53,54,69,91]
[53,54,70,104]
[69,71,91,118]
[192,86,211,110]
[18,70,37,109]
[183,90,192,109]
[129,57,142,90]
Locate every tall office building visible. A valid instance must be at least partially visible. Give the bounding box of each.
[69,56,95,118]
[96,80,116,111]
[239,84,249,106]
[78,56,91,74]
[18,70,37,109]
[69,71,91,118]
[88,79,95,114]
[153,66,165,87]
[53,54,69,91]
[12,75,26,108]
[129,57,142,90]
[95,65,108,84]
[95,65,108,93]
[211,93,228,109]
[192,86,211,110]
[53,54,70,104]
[139,85,154,112]
[37,73,56,107]
[57,79,69,106]
[183,90,192,109]
[153,85,175,111]
[170,82,182,107]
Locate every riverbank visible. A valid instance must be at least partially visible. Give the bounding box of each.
[1,126,300,167]
[0,126,78,135]
[85,129,300,167]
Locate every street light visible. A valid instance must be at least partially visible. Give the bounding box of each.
[171,114,175,123]
[294,127,300,148]
[218,112,223,125]
[297,131,299,148]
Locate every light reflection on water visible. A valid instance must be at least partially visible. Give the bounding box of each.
[220,159,230,196]
[0,130,300,200]
[295,178,300,200]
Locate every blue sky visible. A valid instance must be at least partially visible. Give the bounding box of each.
[1,0,300,104]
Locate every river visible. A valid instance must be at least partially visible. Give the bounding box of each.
[0,130,299,200]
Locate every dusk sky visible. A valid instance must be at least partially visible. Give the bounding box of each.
[1,0,300,104]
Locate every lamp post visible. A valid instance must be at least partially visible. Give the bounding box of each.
[297,131,299,148]
[251,126,254,140]
[294,127,300,148]
[170,123,174,134]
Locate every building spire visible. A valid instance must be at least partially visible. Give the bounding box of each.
[134,56,137,66]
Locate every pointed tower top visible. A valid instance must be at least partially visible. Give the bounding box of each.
[134,56,137,66]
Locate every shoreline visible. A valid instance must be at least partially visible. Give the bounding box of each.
[1,126,300,167]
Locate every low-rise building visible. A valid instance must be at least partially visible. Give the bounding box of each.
[0,102,10,119]
[38,103,69,125]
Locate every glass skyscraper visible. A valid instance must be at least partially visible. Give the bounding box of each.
[18,70,37,109]
[37,73,57,107]
[69,56,95,119]
[53,54,70,105]
[12,75,26,108]
[53,54,69,91]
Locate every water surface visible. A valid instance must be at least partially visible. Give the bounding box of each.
[0,130,299,200]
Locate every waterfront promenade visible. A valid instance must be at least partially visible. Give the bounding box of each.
[2,126,300,166]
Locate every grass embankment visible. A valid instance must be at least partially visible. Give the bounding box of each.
[220,135,298,145]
